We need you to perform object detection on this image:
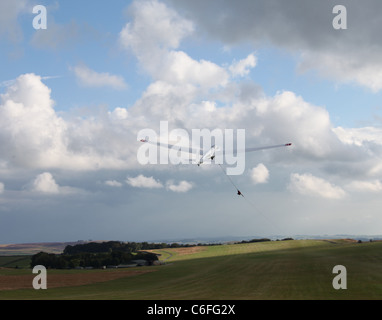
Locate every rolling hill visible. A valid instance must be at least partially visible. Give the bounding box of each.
[1,239,382,299]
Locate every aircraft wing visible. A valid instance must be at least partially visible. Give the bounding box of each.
[140,138,204,156]
[244,143,292,153]
[212,143,292,157]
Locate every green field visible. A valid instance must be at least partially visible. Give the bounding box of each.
[1,239,382,300]
[0,256,31,269]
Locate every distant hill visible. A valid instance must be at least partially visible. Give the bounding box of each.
[149,234,382,245]
[0,241,91,255]
[2,234,382,255]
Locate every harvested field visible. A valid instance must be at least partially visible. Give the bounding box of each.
[169,246,207,256]
[0,269,155,291]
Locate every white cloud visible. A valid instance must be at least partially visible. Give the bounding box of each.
[0,74,138,171]
[31,172,60,194]
[72,64,127,90]
[288,173,346,199]
[108,107,129,120]
[169,0,382,92]
[120,0,194,53]
[333,126,382,147]
[4,0,382,242]
[298,51,382,93]
[0,73,68,169]
[119,0,228,89]
[162,50,229,87]
[1,3,381,200]
[126,175,164,189]
[104,180,123,187]
[249,91,345,160]
[229,53,257,77]
[166,180,193,192]
[346,180,382,193]
[1,67,378,189]
[330,126,382,178]
[116,0,382,185]
[28,172,84,195]
[250,163,269,184]
[0,182,4,194]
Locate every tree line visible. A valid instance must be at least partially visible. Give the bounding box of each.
[30,241,162,269]
[62,240,192,255]
[30,239,295,269]
[239,238,294,244]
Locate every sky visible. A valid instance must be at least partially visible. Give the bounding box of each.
[1,0,382,243]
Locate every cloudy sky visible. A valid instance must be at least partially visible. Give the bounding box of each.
[1,0,382,243]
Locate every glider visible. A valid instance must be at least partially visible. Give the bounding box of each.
[139,137,291,166]
[139,137,291,197]
[196,143,292,166]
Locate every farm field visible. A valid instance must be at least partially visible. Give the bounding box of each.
[0,256,31,269]
[0,242,84,256]
[1,239,382,300]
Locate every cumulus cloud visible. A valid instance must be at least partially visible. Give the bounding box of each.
[3,0,382,241]
[126,175,193,192]
[229,53,257,77]
[0,73,68,169]
[124,176,194,192]
[166,180,193,193]
[333,126,382,147]
[104,180,123,187]
[117,0,382,186]
[288,173,346,199]
[119,0,358,170]
[169,0,382,92]
[250,163,269,184]
[28,172,81,195]
[298,50,382,93]
[330,126,382,178]
[242,90,345,161]
[162,51,229,87]
[72,64,127,90]
[30,172,60,194]
[126,175,164,188]
[119,0,229,88]
[1,1,381,198]
[108,107,129,120]
[120,1,356,168]
[1,70,377,192]
[0,73,138,171]
[346,180,382,193]
[120,0,194,53]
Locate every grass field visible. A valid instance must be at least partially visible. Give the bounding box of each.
[0,256,31,269]
[1,239,382,300]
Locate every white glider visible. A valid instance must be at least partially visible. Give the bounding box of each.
[139,137,292,166]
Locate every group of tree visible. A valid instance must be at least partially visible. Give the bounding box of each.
[63,240,194,255]
[30,238,296,269]
[239,238,294,244]
[31,241,159,269]
[240,238,272,244]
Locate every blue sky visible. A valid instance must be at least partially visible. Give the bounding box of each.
[1,0,382,243]
[2,0,381,122]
